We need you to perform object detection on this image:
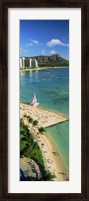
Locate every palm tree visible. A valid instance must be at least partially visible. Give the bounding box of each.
[33,120,38,126]
[40,170,55,181]
[23,114,27,118]
[38,127,46,134]
[27,116,33,123]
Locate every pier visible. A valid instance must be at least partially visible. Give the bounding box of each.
[20,103,69,128]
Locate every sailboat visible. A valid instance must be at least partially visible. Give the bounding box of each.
[32,94,39,106]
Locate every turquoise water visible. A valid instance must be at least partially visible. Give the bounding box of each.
[20,68,69,171]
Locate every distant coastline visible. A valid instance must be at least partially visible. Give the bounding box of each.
[20,66,69,72]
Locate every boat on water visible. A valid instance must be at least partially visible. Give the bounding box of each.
[31,94,39,106]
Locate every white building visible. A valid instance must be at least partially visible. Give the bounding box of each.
[20,57,38,69]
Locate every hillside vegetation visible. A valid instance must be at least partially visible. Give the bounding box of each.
[23,54,69,67]
[20,119,55,181]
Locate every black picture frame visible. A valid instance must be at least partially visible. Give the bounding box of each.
[0,0,89,200]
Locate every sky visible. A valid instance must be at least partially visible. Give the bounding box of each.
[20,20,69,60]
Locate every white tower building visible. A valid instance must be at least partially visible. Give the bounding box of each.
[20,57,38,69]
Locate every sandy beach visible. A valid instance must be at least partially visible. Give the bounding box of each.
[20,103,68,128]
[20,66,69,72]
[20,103,69,181]
[38,133,68,180]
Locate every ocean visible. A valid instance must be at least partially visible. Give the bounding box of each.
[20,67,69,172]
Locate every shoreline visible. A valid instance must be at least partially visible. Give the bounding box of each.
[20,103,68,128]
[21,101,69,120]
[20,103,69,181]
[20,66,69,72]
[38,132,68,181]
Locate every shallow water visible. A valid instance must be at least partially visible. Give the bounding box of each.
[20,68,69,172]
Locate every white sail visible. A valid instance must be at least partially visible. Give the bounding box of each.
[32,94,39,106]
[32,94,37,104]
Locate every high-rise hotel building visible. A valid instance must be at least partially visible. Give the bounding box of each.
[20,57,38,69]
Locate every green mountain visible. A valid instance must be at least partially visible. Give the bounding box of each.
[30,54,69,67]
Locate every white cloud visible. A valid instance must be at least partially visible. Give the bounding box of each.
[20,48,28,53]
[50,50,56,55]
[41,48,45,55]
[30,39,39,44]
[47,39,68,47]
[26,43,33,47]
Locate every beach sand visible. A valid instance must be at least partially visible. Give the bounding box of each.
[20,103,68,128]
[38,133,68,181]
[20,66,69,72]
[20,103,69,181]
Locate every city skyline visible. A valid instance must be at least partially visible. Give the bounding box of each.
[20,20,69,60]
